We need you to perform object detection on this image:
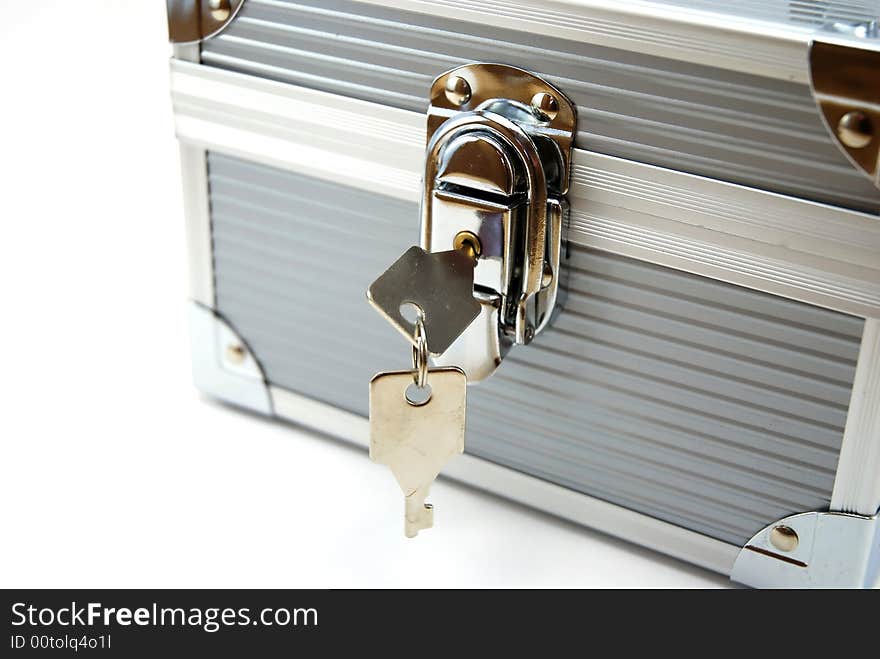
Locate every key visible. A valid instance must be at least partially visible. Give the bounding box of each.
[369,366,467,537]
[367,246,474,536]
[367,245,480,355]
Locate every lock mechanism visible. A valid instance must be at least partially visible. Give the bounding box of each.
[421,64,577,381]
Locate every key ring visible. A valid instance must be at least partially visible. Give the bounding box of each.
[411,317,429,389]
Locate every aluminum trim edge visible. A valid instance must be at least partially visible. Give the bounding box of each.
[833,318,880,515]
[179,144,214,307]
[348,0,811,82]
[170,60,880,318]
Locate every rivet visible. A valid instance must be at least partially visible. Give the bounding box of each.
[531,92,559,121]
[453,230,481,260]
[541,263,554,288]
[208,0,232,22]
[445,75,471,106]
[837,110,873,149]
[769,525,799,553]
[226,343,246,364]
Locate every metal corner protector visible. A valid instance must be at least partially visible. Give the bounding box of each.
[188,301,273,415]
[167,0,245,44]
[731,509,880,588]
[810,21,880,189]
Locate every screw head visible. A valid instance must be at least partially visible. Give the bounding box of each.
[769,525,799,553]
[531,92,559,121]
[226,343,246,364]
[837,110,873,149]
[209,0,232,22]
[444,75,471,106]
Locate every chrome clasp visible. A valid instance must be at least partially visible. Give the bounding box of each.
[420,64,577,381]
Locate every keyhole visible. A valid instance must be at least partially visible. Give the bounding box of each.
[453,230,481,260]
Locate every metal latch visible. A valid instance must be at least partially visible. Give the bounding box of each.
[365,65,577,534]
[419,64,577,380]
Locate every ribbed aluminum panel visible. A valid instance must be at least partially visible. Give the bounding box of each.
[208,152,864,545]
[654,0,880,27]
[200,0,880,213]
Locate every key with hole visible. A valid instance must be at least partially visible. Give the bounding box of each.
[369,365,467,538]
[367,246,481,355]
[367,244,477,536]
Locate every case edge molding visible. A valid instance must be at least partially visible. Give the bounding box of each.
[167,0,819,83]
[179,144,213,307]
[348,0,811,83]
[832,319,880,516]
[170,60,880,319]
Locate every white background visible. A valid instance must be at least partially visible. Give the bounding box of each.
[0,1,726,588]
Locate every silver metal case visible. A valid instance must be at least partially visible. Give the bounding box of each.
[170,0,880,588]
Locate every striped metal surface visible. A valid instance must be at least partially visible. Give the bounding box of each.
[200,0,880,213]
[655,0,880,26]
[208,152,864,545]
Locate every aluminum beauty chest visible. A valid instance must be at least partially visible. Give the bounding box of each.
[168,0,880,588]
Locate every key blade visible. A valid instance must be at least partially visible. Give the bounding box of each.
[367,246,480,355]
[405,486,433,538]
[369,367,466,505]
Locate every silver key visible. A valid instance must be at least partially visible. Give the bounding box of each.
[367,245,480,355]
[369,319,467,538]
[369,367,466,537]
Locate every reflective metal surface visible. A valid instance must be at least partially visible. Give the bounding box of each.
[810,23,880,187]
[166,0,244,44]
[731,509,880,588]
[769,525,799,552]
[838,110,874,149]
[367,246,481,356]
[422,64,576,380]
[369,366,467,538]
[444,75,472,107]
[188,302,272,415]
